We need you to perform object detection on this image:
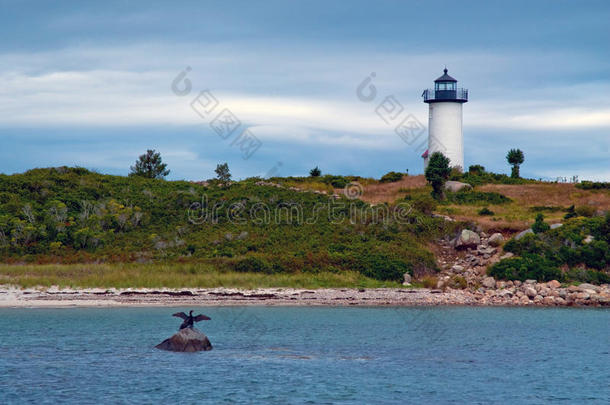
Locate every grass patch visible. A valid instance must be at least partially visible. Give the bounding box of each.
[0,263,400,289]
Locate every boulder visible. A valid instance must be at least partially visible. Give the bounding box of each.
[156,328,213,352]
[402,273,412,285]
[488,233,504,247]
[525,287,537,298]
[578,283,600,293]
[548,280,561,289]
[454,230,481,249]
[583,235,594,244]
[515,229,533,240]
[481,276,496,288]
[451,264,465,273]
[500,252,514,260]
[550,223,563,230]
[444,181,473,193]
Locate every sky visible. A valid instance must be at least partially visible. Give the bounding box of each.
[1,0,609,181]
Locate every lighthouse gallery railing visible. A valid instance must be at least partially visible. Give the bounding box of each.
[422,88,468,102]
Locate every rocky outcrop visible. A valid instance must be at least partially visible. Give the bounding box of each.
[515,229,534,240]
[156,328,213,352]
[444,181,472,193]
[453,229,481,249]
[432,227,610,307]
[488,233,504,247]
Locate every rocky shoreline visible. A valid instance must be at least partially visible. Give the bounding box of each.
[422,227,610,307]
[0,284,608,307]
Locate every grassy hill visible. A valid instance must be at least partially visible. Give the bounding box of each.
[0,167,455,287]
[1,167,608,288]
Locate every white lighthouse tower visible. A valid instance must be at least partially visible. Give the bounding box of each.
[422,68,468,171]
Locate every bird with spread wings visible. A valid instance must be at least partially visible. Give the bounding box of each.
[172,310,211,330]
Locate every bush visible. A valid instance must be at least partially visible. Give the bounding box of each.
[449,167,463,181]
[405,193,437,215]
[445,191,511,205]
[379,171,404,183]
[531,213,550,234]
[478,207,494,216]
[468,165,485,175]
[447,275,467,289]
[425,152,451,200]
[321,175,349,188]
[353,252,409,282]
[576,181,610,190]
[309,167,321,177]
[234,256,273,274]
[564,205,577,219]
[488,254,562,282]
[419,275,438,289]
[575,206,596,217]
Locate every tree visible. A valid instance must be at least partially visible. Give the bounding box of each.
[129,149,170,179]
[215,163,231,183]
[468,164,485,175]
[506,149,524,178]
[425,152,451,200]
[531,213,550,234]
[309,166,321,177]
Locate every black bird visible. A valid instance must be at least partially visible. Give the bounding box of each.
[172,310,211,330]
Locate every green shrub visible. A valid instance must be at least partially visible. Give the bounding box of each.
[449,167,463,181]
[379,171,404,183]
[468,165,485,175]
[234,256,273,274]
[478,207,494,216]
[575,206,596,217]
[576,181,610,190]
[309,167,321,177]
[564,205,577,219]
[445,191,511,205]
[531,213,550,234]
[488,254,562,282]
[352,252,409,282]
[405,193,437,215]
[321,175,349,188]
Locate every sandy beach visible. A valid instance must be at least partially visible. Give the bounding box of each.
[1,285,608,308]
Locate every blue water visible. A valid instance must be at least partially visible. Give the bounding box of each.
[0,307,608,404]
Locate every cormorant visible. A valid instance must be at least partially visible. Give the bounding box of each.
[172,310,211,330]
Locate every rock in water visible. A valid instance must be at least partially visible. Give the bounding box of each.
[155,328,213,352]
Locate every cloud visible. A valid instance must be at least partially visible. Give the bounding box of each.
[1,42,609,180]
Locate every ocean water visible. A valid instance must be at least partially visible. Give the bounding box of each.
[0,307,608,404]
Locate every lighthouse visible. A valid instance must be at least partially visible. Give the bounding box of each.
[422,68,468,171]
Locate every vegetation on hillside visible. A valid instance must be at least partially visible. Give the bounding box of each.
[489,214,610,284]
[0,167,458,284]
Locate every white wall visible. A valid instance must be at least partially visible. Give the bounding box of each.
[427,102,463,170]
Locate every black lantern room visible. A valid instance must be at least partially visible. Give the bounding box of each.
[423,68,468,103]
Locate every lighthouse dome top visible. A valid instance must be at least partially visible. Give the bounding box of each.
[434,68,457,82]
